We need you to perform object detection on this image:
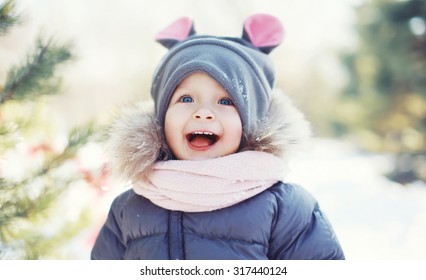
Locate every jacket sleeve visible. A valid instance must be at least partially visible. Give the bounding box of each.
[267,183,345,260]
[91,195,127,260]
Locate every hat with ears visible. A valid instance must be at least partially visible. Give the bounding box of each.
[151,14,284,137]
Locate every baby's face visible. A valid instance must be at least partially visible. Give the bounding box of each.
[164,72,242,160]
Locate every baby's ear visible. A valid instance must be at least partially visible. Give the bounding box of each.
[242,14,284,54]
[155,17,195,49]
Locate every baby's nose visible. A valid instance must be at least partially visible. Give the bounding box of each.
[193,107,215,121]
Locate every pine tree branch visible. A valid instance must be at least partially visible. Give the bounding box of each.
[0,37,73,104]
[0,176,77,259]
[0,0,20,35]
[0,185,62,225]
[3,122,99,191]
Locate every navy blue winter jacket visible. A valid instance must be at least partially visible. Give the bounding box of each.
[91,182,344,260]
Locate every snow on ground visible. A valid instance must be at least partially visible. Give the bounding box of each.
[286,138,426,259]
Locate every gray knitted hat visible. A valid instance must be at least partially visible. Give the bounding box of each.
[151,14,284,136]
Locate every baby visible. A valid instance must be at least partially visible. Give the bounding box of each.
[91,14,345,260]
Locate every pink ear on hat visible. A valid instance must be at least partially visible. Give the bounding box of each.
[243,14,284,54]
[155,17,195,48]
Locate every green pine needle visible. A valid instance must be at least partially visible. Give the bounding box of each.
[0,37,73,104]
[0,0,20,35]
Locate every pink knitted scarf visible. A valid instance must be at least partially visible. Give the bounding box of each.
[133,151,287,212]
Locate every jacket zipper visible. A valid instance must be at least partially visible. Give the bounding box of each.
[168,211,184,259]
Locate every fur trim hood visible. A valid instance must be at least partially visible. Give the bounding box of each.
[107,91,311,183]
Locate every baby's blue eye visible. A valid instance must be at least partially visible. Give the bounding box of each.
[218,98,233,106]
[179,96,193,103]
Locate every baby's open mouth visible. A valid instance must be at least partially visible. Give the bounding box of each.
[186,131,219,148]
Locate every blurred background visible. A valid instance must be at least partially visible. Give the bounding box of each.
[0,0,425,259]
